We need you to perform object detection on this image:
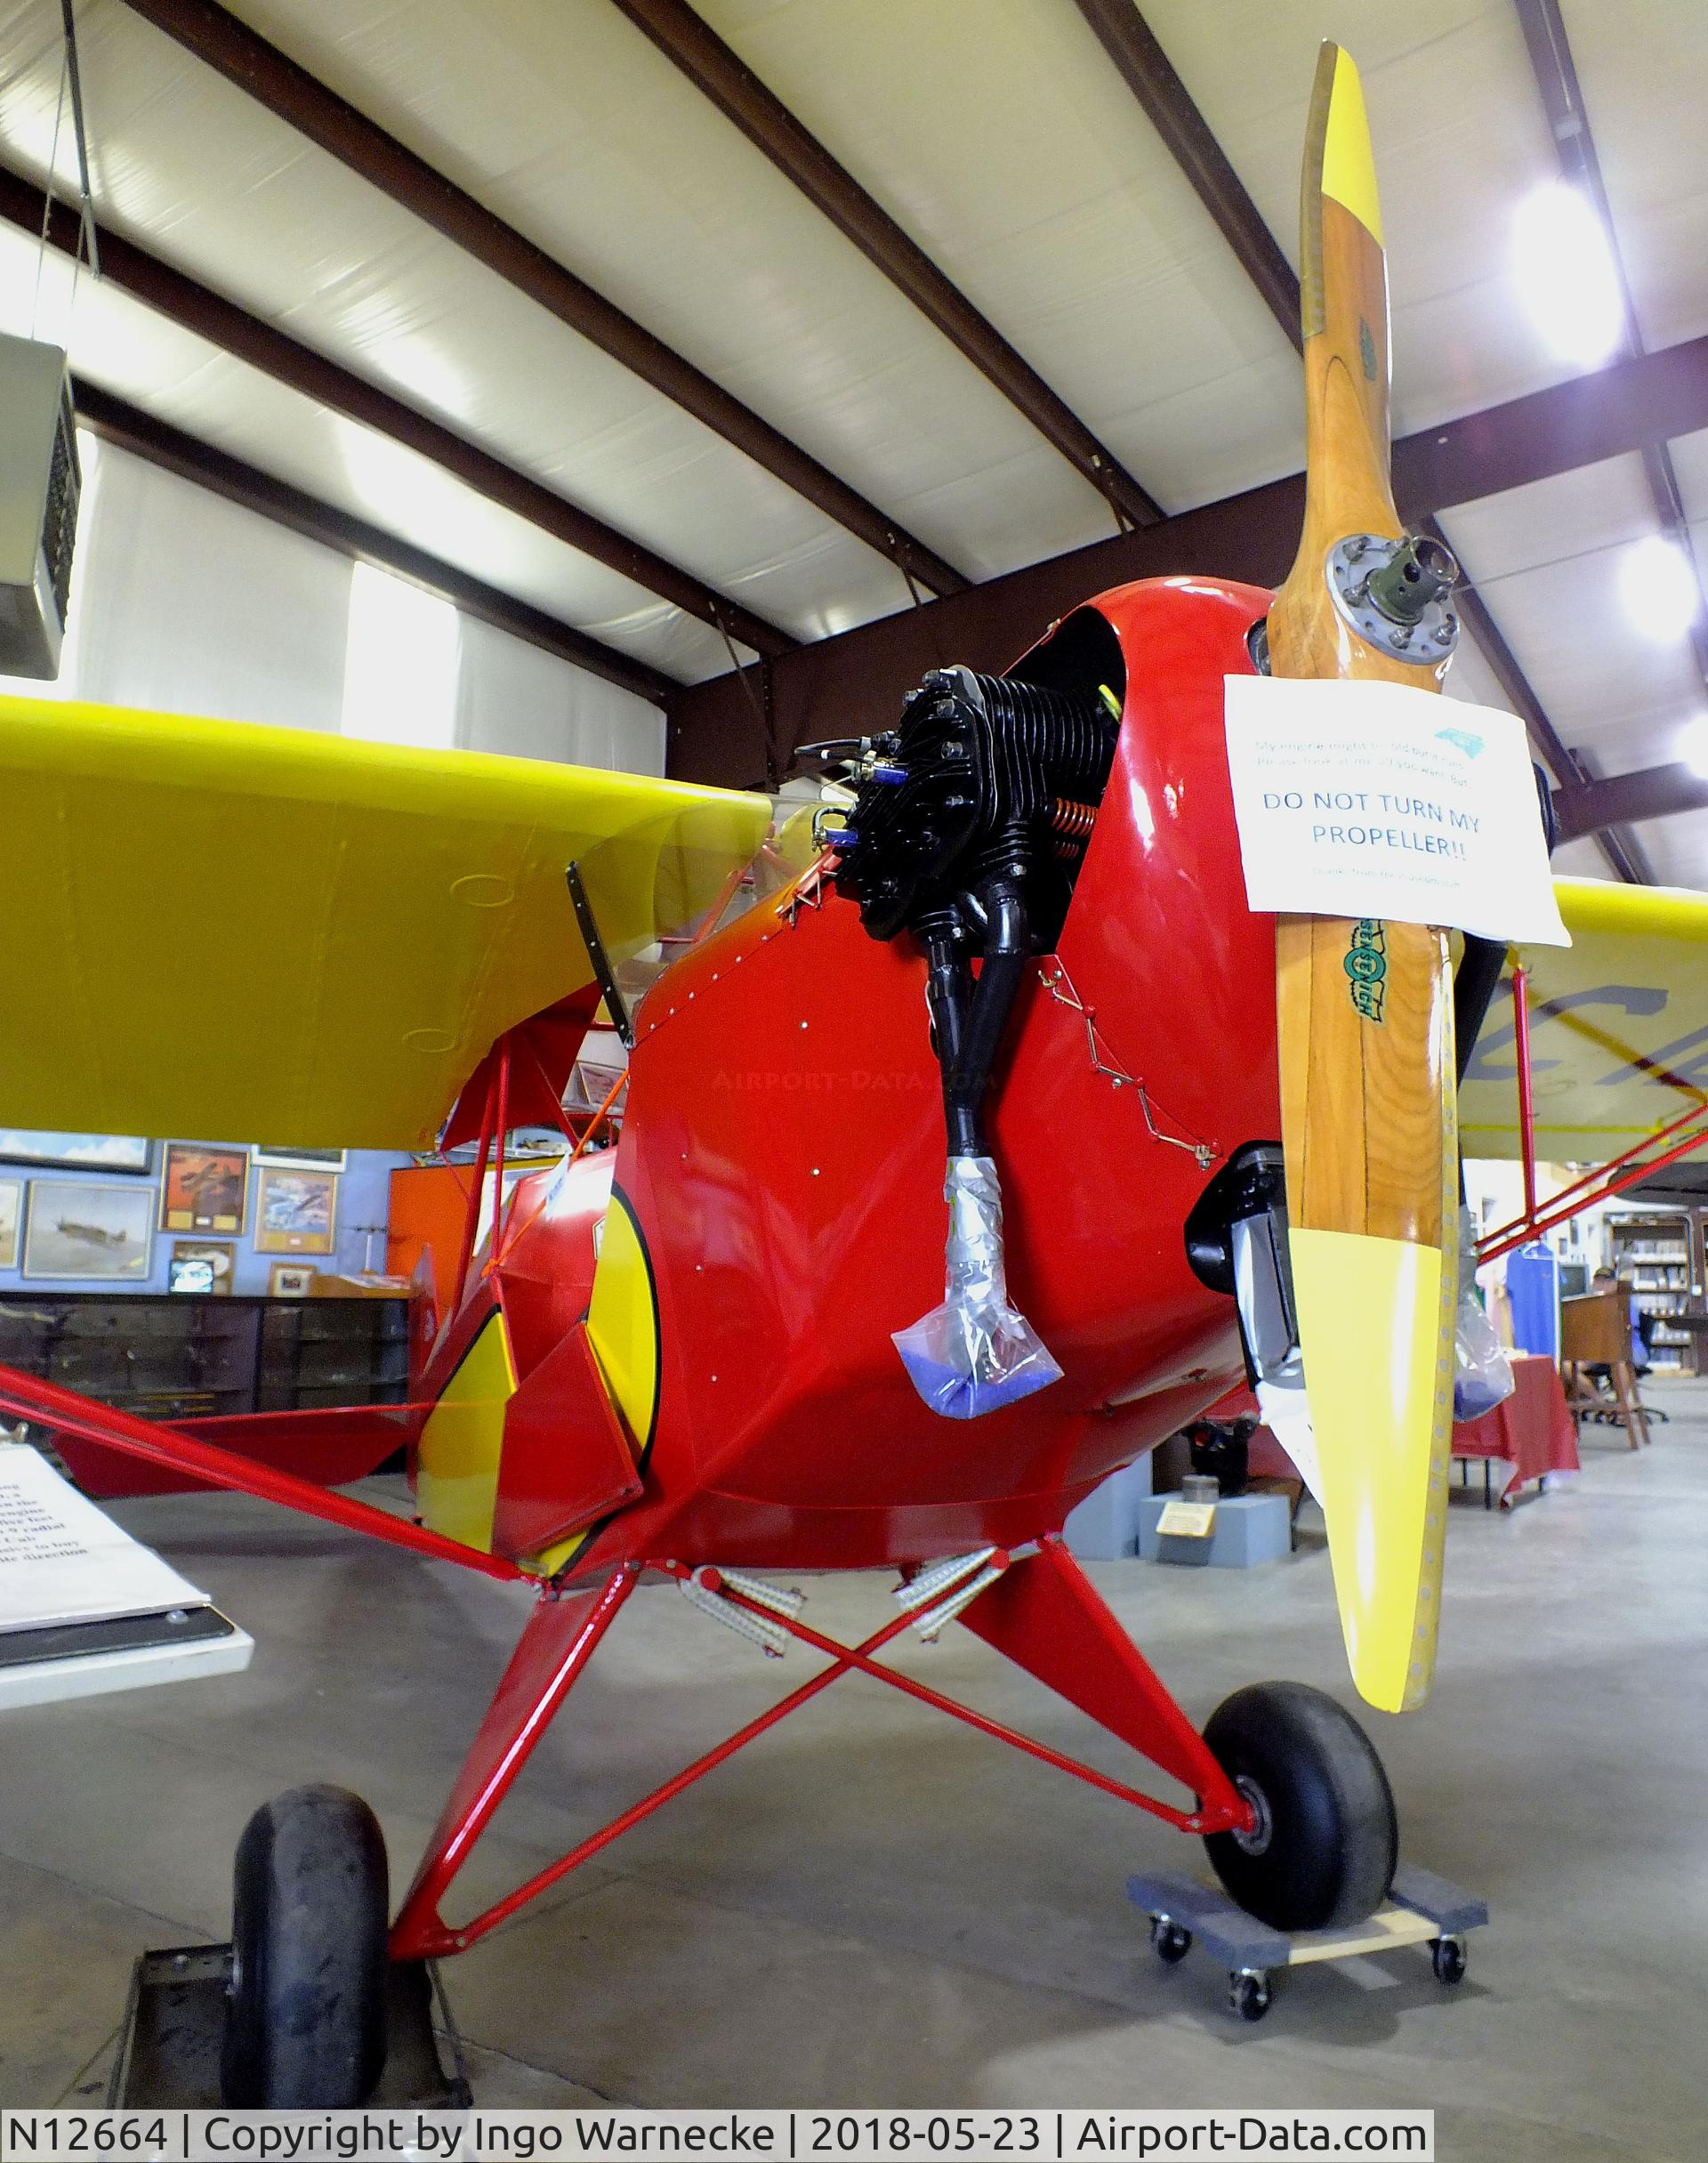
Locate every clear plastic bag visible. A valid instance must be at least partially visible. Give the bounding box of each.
[1453,1207,1515,1422]
[893,1155,1064,1420]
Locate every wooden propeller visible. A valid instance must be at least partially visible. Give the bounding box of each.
[1269,44,1459,1715]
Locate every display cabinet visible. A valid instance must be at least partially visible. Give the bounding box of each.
[0,1294,411,1422]
[1606,1211,1702,1374]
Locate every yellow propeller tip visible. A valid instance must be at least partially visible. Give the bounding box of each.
[1321,46,1383,249]
[1290,1227,1454,1714]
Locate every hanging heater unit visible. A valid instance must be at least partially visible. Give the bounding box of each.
[0,335,81,680]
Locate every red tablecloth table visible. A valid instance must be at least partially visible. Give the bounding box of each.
[1205,1352,1578,1510]
[1450,1352,1580,1506]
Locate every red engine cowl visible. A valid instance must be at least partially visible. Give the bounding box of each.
[573,575,1282,1573]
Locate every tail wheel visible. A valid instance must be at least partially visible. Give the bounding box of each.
[1200,1682,1398,1933]
[221,1784,390,2107]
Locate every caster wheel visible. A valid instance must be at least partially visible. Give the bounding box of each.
[1432,1934,1468,1986]
[221,1784,390,2107]
[1201,1681,1398,1933]
[1229,1970,1271,2022]
[1150,1916,1193,1965]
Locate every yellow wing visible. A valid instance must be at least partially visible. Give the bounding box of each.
[0,691,769,1150]
[1461,878,1708,1162]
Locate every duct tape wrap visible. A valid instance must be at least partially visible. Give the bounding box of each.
[893,1155,1063,1419]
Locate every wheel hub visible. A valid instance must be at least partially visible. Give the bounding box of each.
[1231,1773,1274,1856]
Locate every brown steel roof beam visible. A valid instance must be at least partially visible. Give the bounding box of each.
[117,0,968,599]
[1551,761,1708,846]
[613,0,1163,529]
[665,333,1708,788]
[1069,0,1302,349]
[71,380,675,705]
[0,167,791,659]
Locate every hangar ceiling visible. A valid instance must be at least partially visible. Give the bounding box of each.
[2,0,1706,883]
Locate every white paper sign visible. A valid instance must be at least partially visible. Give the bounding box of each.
[0,1442,211,1633]
[1224,675,1569,947]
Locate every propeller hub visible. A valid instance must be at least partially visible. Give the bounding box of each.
[1326,532,1461,665]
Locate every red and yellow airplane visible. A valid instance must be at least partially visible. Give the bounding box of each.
[0,43,1702,2106]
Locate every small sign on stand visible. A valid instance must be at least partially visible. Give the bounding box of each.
[1155,1499,1216,1538]
[0,1441,252,1708]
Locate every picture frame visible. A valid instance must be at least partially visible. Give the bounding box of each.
[170,1239,237,1295]
[160,1142,250,1235]
[22,1182,156,1281]
[269,1262,318,1298]
[254,1166,339,1256]
[0,1131,153,1175]
[253,1146,349,1173]
[0,1178,20,1270]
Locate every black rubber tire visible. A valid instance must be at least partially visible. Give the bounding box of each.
[1201,1682,1398,1933]
[1151,1918,1193,1965]
[221,1784,390,2108]
[1432,1934,1468,1986]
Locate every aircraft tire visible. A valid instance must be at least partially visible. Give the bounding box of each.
[221,1783,390,2107]
[1199,1682,1397,1932]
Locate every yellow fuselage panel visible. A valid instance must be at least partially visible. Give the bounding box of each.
[416,1312,519,1554]
[584,1189,661,1457]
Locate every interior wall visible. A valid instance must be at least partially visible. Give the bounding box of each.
[72,444,353,730]
[457,611,665,772]
[0,1147,408,1298]
[2,433,665,771]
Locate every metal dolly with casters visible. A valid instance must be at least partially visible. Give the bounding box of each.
[105,1943,471,2107]
[1127,1865,1488,2022]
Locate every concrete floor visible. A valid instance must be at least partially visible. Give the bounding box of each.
[4,1386,1708,2158]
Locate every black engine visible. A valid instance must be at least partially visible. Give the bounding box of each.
[808,658,1121,1161]
[830,666,1119,945]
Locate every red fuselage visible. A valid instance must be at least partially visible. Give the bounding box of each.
[437,576,1283,1577]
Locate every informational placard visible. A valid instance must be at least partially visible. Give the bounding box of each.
[0,1442,210,1633]
[1225,675,1569,947]
[1156,1499,1216,1538]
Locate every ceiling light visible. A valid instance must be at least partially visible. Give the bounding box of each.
[1511,182,1623,367]
[1620,535,1701,645]
[1680,720,1708,782]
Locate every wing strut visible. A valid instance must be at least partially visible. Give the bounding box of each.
[566,861,635,1049]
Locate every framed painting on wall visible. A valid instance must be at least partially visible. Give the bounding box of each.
[269,1262,318,1297]
[22,1182,155,1281]
[0,1132,153,1174]
[0,1179,20,1269]
[254,1147,348,1172]
[254,1167,338,1255]
[160,1143,249,1234]
[170,1239,237,1295]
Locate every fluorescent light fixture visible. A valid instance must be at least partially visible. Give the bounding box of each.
[1619,534,1701,645]
[341,560,459,748]
[1681,719,1708,782]
[1512,182,1623,367]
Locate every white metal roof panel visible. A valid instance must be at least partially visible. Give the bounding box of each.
[1561,0,1708,353]
[0,221,742,681]
[690,0,1306,516]
[189,0,1120,583]
[1140,0,1570,436]
[0,0,961,647]
[1439,458,1707,835]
